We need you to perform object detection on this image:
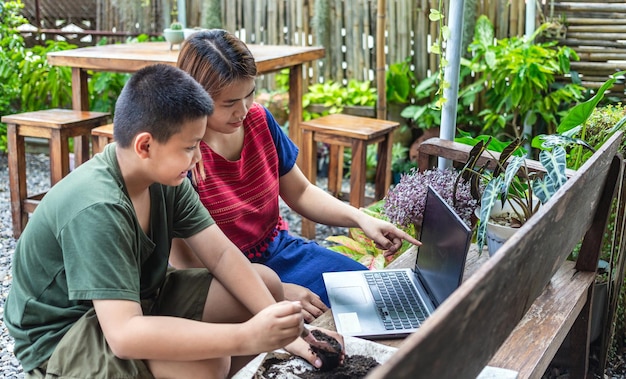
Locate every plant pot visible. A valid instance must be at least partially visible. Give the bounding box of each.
[163,29,185,50]
[476,201,527,256]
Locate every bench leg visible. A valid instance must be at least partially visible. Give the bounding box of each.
[567,285,593,379]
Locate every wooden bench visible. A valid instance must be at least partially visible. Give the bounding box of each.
[313,131,626,378]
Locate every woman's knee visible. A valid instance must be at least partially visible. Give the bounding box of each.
[252,264,284,301]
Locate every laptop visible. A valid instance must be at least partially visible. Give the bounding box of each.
[322,185,472,339]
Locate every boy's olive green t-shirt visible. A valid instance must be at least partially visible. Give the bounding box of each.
[4,143,214,372]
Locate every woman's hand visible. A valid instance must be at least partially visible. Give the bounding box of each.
[359,215,421,258]
[283,283,328,323]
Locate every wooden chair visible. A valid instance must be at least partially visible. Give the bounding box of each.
[2,109,110,238]
[299,114,399,238]
[91,123,114,155]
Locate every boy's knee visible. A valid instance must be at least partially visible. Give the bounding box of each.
[149,356,230,379]
[252,264,284,301]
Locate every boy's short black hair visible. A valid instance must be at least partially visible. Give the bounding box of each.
[113,64,213,147]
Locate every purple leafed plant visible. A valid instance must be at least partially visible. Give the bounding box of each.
[383,167,477,227]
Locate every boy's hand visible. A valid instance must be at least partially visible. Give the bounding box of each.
[284,327,345,369]
[243,301,304,353]
[283,283,328,323]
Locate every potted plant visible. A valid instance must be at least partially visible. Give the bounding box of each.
[163,21,184,50]
[383,167,477,231]
[458,137,574,255]
[324,168,477,269]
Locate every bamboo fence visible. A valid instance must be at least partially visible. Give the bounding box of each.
[20,0,525,89]
[20,0,626,98]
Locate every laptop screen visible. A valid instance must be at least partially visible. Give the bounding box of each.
[415,185,472,307]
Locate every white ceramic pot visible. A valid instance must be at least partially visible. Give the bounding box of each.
[476,201,526,256]
[163,29,185,49]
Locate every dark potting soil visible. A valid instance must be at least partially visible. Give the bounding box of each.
[309,329,342,371]
[260,354,380,379]
[259,329,379,378]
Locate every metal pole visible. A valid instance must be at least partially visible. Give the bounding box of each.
[438,0,465,169]
[376,0,387,120]
[177,0,187,28]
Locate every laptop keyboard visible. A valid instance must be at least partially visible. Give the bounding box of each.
[364,271,428,330]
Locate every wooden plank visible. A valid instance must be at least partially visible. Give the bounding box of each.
[364,132,622,378]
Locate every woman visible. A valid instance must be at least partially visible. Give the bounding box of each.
[172,29,420,321]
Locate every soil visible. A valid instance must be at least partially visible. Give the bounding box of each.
[257,330,380,378]
[308,329,342,371]
[259,354,380,379]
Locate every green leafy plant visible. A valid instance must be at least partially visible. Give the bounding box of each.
[458,137,578,252]
[302,79,376,120]
[399,73,441,130]
[533,71,626,170]
[391,142,416,175]
[386,58,416,105]
[326,202,414,269]
[465,15,585,139]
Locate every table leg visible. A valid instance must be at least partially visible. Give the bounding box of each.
[71,67,90,164]
[375,134,394,200]
[300,129,317,239]
[49,130,70,185]
[350,140,367,208]
[288,65,303,163]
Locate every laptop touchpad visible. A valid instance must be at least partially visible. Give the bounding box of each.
[332,286,368,305]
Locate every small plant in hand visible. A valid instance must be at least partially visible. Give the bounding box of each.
[383,167,477,229]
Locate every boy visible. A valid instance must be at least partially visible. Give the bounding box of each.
[5,64,336,378]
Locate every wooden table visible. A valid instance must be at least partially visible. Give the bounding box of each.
[47,41,325,150]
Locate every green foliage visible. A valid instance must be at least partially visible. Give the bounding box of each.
[391,142,416,174]
[458,137,574,252]
[0,0,28,151]
[532,71,626,170]
[0,4,135,153]
[302,79,376,120]
[465,15,585,139]
[386,59,415,104]
[399,73,441,130]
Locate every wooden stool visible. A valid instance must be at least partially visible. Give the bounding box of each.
[91,123,114,155]
[2,109,110,238]
[300,114,399,238]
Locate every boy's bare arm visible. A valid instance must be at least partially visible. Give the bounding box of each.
[93,298,303,361]
[184,224,281,314]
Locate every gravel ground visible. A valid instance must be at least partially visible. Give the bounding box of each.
[0,151,355,378]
